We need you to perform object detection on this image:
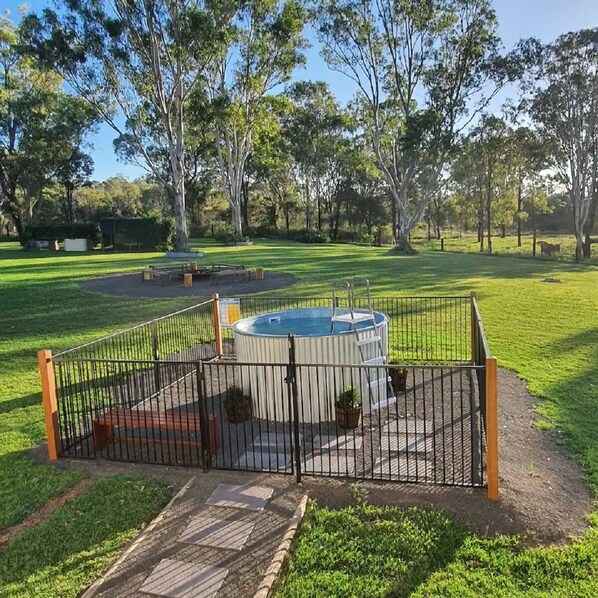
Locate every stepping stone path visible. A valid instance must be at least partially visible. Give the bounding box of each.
[178,516,255,551]
[139,559,228,598]
[140,483,274,597]
[312,433,364,451]
[377,419,435,481]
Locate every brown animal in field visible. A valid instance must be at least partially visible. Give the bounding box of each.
[538,241,561,256]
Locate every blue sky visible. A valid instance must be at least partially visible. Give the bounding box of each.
[4,0,598,181]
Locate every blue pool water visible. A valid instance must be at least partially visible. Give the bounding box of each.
[232,307,387,337]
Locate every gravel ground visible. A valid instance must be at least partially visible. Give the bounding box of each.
[79,271,295,298]
[302,368,593,546]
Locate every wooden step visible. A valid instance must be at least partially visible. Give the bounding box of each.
[331,312,374,324]
[356,336,381,346]
[369,376,393,388]
[371,396,397,411]
[364,356,386,365]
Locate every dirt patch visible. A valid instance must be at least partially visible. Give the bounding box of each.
[0,479,94,546]
[79,271,294,298]
[303,368,593,546]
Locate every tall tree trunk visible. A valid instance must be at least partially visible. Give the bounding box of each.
[305,177,311,233]
[241,175,250,231]
[517,179,523,247]
[231,201,243,240]
[426,209,432,240]
[391,199,397,245]
[582,189,598,259]
[169,99,188,252]
[284,208,290,237]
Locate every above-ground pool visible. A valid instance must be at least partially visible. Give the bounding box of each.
[232,307,390,423]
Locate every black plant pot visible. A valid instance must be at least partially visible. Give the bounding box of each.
[389,368,408,392]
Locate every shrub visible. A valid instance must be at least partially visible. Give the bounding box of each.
[336,385,361,409]
[363,232,376,246]
[224,385,246,402]
[212,222,236,244]
[296,230,330,244]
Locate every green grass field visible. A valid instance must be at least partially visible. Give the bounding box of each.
[1,238,597,595]
[413,232,598,264]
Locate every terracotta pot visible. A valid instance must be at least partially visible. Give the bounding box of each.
[389,368,408,392]
[336,406,362,429]
[224,395,252,423]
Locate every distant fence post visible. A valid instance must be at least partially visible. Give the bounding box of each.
[211,293,223,357]
[37,350,60,461]
[470,291,477,364]
[441,238,444,252]
[485,356,499,501]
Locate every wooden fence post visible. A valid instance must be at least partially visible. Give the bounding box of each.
[470,291,477,364]
[485,356,499,501]
[211,293,223,357]
[37,350,60,461]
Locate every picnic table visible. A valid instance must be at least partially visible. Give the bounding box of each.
[141,263,253,286]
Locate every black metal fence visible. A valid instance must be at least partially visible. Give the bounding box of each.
[222,295,472,363]
[49,294,489,488]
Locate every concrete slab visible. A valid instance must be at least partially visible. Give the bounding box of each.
[234,451,290,470]
[250,432,296,449]
[139,558,227,598]
[205,483,274,511]
[380,431,435,453]
[373,455,434,481]
[302,452,355,476]
[178,516,254,551]
[312,434,364,451]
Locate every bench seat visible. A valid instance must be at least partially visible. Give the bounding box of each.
[92,408,220,455]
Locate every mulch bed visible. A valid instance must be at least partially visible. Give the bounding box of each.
[80,271,295,298]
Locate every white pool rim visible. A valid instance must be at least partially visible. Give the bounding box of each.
[232,307,391,423]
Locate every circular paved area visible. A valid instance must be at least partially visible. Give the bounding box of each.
[80,270,295,298]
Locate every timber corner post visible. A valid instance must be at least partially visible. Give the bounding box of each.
[37,349,60,461]
[211,293,223,357]
[485,355,499,501]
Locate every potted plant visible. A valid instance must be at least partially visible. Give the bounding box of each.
[223,385,252,423]
[335,385,362,429]
[388,355,408,392]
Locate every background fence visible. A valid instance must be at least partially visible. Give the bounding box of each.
[39,293,498,497]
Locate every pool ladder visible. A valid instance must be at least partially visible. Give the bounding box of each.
[331,279,396,411]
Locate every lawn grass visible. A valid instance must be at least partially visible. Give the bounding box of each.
[413,232,598,264]
[277,500,598,597]
[0,476,171,598]
[1,238,597,595]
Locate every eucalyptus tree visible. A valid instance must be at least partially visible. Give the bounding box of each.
[284,81,349,233]
[506,127,549,246]
[451,138,487,247]
[527,29,598,261]
[203,0,307,240]
[22,0,229,251]
[317,0,527,253]
[0,17,97,238]
[467,115,515,253]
